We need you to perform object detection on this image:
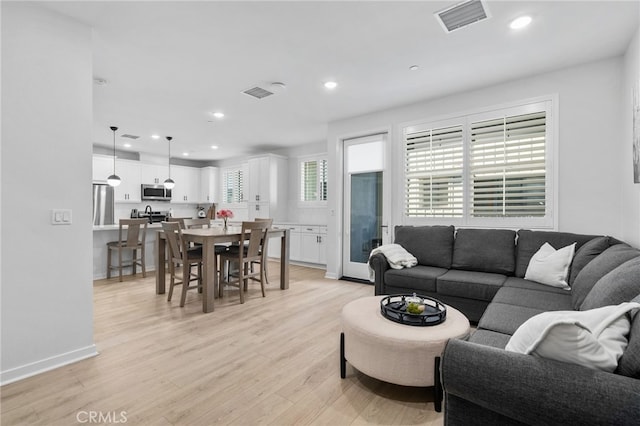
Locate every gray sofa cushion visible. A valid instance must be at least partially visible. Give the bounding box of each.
[503,277,570,295]
[572,244,640,310]
[477,302,546,335]
[468,329,512,349]
[451,228,516,275]
[394,225,454,269]
[616,294,640,379]
[436,270,507,302]
[492,287,572,311]
[568,236,611,285]
[383,265,447,293]
[581,257,640,310]
[515,230,598,278]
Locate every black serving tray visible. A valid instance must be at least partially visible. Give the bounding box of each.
[380,294,447,326]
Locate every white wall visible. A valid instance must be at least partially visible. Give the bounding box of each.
[277,142,328,224]
[1,3,96,384]
[326,56,631,279]
[622,28,640,247]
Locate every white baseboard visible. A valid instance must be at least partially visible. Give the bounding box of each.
[0,344,99,386]
[324,272,339,279]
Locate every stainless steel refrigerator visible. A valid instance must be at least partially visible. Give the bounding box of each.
[93,183,115,225]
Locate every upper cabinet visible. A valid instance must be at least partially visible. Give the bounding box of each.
[92,155,113,182]
[140,163,169,185]
[246,154,288,221]
[170,165,200,203]
[113,159,141,202]
[199,166,219,204]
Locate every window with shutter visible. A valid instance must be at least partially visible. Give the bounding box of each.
[223,167,244,204]
[299,156,328,203]
[469,111,546,218]
[403,98,554,228]
[405,124,464,217]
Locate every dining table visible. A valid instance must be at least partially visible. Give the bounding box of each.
[155,226,290,313]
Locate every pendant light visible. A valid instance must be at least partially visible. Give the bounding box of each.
[107,126,121,187]
[164,136,175,189]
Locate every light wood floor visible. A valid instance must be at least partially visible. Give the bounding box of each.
[1,263,444,425]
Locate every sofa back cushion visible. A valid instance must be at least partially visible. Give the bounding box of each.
[572,244,640,310]
[568,236,611,286]
[451,228,516,275]
[616,294,640,379]
[394,225,454,269]
[581,256,640,311]
[515,230,598,278]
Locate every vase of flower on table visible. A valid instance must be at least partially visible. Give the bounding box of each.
[216,209,234,230]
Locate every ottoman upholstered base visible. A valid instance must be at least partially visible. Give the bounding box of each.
[340,296,470,410]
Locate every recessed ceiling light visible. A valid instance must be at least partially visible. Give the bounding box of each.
[510,16,532,30]
[270,82,287,91]
[123,143,132,148]
[182,152,189,156]
[211,145,219,150]
[212,112,225,119]
[324,81,338,90]
[409,65,419,71]
[151,134,160,140]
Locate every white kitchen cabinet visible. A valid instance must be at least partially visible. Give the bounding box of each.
[113,159,141,202]
[248,156,269,202]
[248,202,269,220]
[299,225,327,264]
[170,165,200,203]
[92,155,113,182]
[141,163,169,185]
[246,154,288,221]
[267,224,326,265]
[199,166,218,204]
[268,224,300,261]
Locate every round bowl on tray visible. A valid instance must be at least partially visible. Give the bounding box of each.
[380,293,447,326]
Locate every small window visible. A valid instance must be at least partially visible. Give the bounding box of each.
[300,157,327,203]
[222,167,244,203]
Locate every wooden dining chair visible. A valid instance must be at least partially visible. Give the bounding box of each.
[254,217,273,284]
[161,221,203,307]
[218,220,272,303]
[107,218,148,282]
[184,218,211,229]
[166,217,186,229]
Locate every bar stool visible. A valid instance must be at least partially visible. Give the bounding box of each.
[107,218,148,281]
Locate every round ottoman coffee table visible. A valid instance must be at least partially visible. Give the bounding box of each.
[340,295,470,412]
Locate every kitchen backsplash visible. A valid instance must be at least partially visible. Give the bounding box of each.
[114,203,206,221]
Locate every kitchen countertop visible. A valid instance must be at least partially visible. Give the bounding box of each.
[94,221,327,231]
[93,223,163,231]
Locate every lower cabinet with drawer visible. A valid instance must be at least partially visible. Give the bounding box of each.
[268,224,326,265]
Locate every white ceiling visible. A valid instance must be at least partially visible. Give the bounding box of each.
[40,0,639,161]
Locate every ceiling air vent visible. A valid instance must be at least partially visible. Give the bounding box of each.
[242,86,274,100]
[435,0,490,33]
[121,134,140,139]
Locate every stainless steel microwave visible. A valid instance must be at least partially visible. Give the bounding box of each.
[141,184,172,201]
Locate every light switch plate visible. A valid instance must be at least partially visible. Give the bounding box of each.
[51,209,72,225]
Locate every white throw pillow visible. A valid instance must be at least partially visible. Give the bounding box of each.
[505,302,640,372]
[524,242,576,289]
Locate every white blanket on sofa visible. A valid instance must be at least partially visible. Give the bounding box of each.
[368,244,418,282]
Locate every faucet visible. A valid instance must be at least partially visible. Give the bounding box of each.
[144,205,152,215]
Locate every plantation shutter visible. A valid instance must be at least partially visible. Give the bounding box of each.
[319,159,328,201]
[300,160,318,201]
[405,124,464,217]
[300,158,328,202]
[223,168,244,203]
[469,111,546,217]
